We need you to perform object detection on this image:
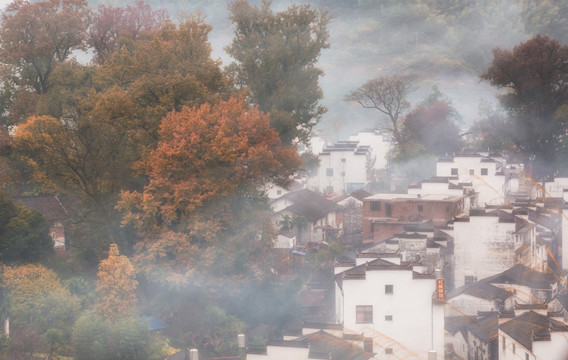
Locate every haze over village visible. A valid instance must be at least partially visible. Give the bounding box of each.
[1,0,568,359]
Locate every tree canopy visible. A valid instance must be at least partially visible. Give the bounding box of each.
[226,0,330,146]
[481,35,568,177]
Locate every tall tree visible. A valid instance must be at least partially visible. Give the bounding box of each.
[345,75,414,143]
[0,0,90,96]
[481,35,568,177]
[88,1,168,65]
[94,244,137,320]
[226,0,330,146]
[117,97,300,281]
[393,86,461,161]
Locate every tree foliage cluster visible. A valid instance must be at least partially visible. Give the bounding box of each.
[0,0,324,358]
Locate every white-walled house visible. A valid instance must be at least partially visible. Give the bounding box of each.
[436,153,511,206]
[247,330,376,360]
[348,129,391,171]
[335,256,445,359]
[499,311,568,360]
[452,210,516,288]
[307,141,372,195]
[270,189,343,246]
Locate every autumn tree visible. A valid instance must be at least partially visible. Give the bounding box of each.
[393,86,461,162]
[345,75,414,143]
[1,264,80,358]
[94,244,137,320]
[481,35,568,177]
[118,97,300,282]
[88,1,168,65]
[0,0,90,126]
[94,14,229,154]
[226,0,330,145]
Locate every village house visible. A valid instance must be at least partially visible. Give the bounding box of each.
[13,194,68,254]
[271,189,343,246]
[334,254,445,359]
[307,140,373,195]
[451,208,516,288]
[348,129,391,172]
[499,310,568,360]
[362,193,465,242]
[332,188,371,236]
[435,152,518,207]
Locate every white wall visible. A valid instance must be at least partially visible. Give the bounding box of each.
[436,156,507,206]
[248,346,309,360]
[563,209,568,271]
[453,216,515,288]
[309,148,368,194]
[533,332,568,360]
[446,293,500,317]
[349,130,391,170]
[341,269,444,359]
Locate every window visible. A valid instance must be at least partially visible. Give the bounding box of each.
[385,315,393,321]
[277,190,282,195]
[502,337,506,350]
[469,169,475,175]
[341,171,346,177]
[465,275,476,285]
[385,285,393,294]
[385,348,393,355]
[451,168,458,175]
[386,203,392,217]
[326,168,333,177]
[341,158,346,162]
[356,305,373,323]
[525,353,529,360]
[512,344,515,354]
[371,201,381,212]
[417,204,423,212]
[481,168,488,175]
[325,186,334,194]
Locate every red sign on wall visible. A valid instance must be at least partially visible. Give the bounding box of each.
[436,278,445,301]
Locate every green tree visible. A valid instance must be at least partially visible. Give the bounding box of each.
[226,0,330,145]
[0,192,54,264]
[1,264,80,358]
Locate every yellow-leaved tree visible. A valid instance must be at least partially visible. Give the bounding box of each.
[94,243,137,320]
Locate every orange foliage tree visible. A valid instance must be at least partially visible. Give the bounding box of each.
[118,97,300,281]
[94,244,138,320]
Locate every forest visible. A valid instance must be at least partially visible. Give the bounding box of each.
[0,0,567,358]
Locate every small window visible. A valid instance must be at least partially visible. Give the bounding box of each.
[481,168,488,175]
[341,171,346,177]
[465,275,475,285]
[417,204,423,212]
[325,186,334,194]
[451,168,458,175]
[385,285,393,294]
[502,337,506,350]
[469,169,474,175]
[356,305,373,323]
[326,168,333,177]
[371,201,381,212]
[276,190,282,195]
[385,315,393,321]
[341,158,346,162]
[512,343,515,354]
[385,348,393,354]
[525,353,529,360]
